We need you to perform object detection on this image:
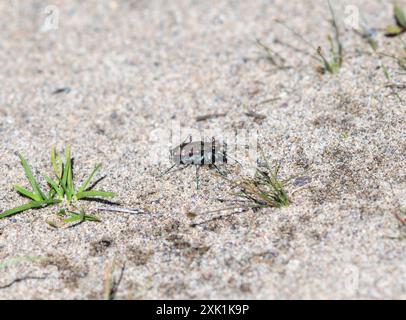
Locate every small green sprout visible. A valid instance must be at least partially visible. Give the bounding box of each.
[0,146,116,222]
[385,4,406,37]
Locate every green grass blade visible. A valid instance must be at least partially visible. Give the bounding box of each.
[66,145,74,195]
[66,210,101,222]
[68,160,74,196]
[63,214,83,224]
[51,146,62,179]
[14,185,41,201]
[84,215,101,222]
[48,188,56,199]
[317,47,334,74]
[17,153,46,201]
[0,199,60,219]
[56,174,67,196]
[61,145,73,200]
[395,4,406,28]
[382,64,390,80]
[77,164,102,193]
[43,174,64,198]
[327,0,343,67]
[385,25,403,36]
[61,147,69,191]
[76,190,116,200]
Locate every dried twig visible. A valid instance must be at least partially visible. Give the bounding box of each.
[103,257,125,300]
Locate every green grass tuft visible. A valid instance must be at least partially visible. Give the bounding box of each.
[47,146,116,205]
[0,146,116,224]
[234,162,291,209]
[216,153,297,211]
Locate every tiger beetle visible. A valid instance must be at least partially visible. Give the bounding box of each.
[162,135,227,189]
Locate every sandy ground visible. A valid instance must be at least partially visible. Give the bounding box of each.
[0,0,405,299]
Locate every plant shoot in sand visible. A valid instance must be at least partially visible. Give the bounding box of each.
[188,154,312,228]
[0,146,116,223]
[189,159,297,228]
[215,153,303,212]
[233,163,291,209]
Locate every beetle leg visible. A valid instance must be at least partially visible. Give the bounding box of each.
[160,163,177,176]
[161,164,190,176]
[195,165,200,190]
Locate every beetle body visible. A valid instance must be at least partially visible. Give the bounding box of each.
[171,137,227,166]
